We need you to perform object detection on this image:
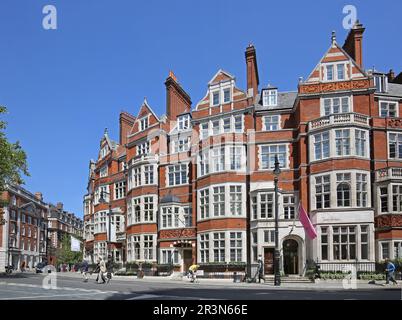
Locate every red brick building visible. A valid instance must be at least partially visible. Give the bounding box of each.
[83,22,402,276]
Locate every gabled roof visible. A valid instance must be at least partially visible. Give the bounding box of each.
[208,69,236,86]
[136,98,160,122]
[101,128,118,151]
[305,32,367,83]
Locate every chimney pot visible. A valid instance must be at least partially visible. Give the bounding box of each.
[34,192,43,201]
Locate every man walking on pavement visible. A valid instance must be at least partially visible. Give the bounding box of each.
[257,255,264,283]
[384,258,398,286]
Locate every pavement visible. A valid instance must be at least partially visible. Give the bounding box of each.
[0,271,401,300]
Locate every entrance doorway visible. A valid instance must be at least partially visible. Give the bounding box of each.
[283,239,298,275]
[182,249,193,272]
[264,248,274,275]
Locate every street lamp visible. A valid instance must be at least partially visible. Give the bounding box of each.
[273,155,281,286]
[99,190,113,263]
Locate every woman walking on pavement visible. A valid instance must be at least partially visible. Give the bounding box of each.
[98,257,107,284]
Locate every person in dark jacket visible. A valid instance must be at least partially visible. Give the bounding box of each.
[94,259,101,283]
[106,256,113,284]
[257,255,264,283]
[384,258,398,285]
[81,260,89,282]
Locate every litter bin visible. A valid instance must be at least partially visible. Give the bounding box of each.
[233,272,241,283]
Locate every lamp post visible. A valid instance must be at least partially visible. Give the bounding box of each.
[99,191,112,263]
[273,155,281,286]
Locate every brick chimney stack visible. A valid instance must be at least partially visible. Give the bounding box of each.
[342,20,365,68]
[119,112,135,146]
[165,71,192,120]
[245,44,259,99]
[56,202,63,210]
[34,192,43,201]
[387,69,396,82]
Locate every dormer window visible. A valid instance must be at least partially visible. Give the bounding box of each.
[178,114,190,131]
[262,89,277,107]
[100,145,108,159]
[223,88,231,103]
[374,74,388,93]
[324,63,347,81]
[326,65,334,81]
[212,91,220,106]
[337,64,345,80]
[139,117,149,131]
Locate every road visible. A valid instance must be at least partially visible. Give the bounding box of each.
[0,273,400,300]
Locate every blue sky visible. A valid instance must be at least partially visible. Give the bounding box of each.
[0,0,401,217]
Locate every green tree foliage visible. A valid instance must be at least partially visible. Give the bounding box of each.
[0,106,29,192]
[57,234,83,265]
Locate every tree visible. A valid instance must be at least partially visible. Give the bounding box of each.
[0,106,29,192]
[57,234,83,265]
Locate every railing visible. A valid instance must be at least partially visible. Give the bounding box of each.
[376,167,402,182]
[316,262,376,273]
[309,113,369,131]
[130,153,158,165]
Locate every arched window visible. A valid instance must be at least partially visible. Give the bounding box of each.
[337,183,351,207]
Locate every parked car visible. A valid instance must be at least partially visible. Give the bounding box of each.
[35,262,47,273]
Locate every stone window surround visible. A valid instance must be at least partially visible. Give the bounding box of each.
[126,194,157,226]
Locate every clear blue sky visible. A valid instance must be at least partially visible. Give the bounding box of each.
[0,0,401,217]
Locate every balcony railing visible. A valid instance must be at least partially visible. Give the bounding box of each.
[376,167,402,182]
[309,113,369,131]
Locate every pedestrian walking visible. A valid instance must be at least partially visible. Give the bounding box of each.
[20,261,26,272]
[106,256,113,284]
[98,257,107,284]
[384,258,398,285]
[257,255,264,283]
[94,259,101,283]
[81,260,89,282]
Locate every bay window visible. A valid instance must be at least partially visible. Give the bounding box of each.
[213,232,225,262]
[315,175,330,209]
[335,129,350,156]
[355,130,366,157]
[213,186,225,217]
[260,193,274,218]
[230,232,242,262]
[313,132,330,160]
[229,186,242,215]
[336,173,351,207]
[199,234,209,263]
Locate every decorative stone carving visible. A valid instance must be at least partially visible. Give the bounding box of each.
[299,79,371,94]
[159,228,196,239]
[388,119,402,128]
[375,215,402,228]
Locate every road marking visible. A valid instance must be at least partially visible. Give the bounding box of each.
[126,294,161,300]
[0,282,119,294]
[0,292,109,300]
